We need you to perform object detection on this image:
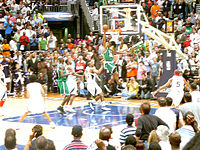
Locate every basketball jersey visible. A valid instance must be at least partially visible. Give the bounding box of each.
[171,75,184,92]
[104,47,113,61]
[67,74,76,83]
[58,70,67,82]
[86,67,96,84]
[0,70,5,84]
[65,65,76,83]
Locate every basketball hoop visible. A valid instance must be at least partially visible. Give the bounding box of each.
[108,29,122,43]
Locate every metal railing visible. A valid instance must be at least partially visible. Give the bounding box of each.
[41,5,68,12]
[80,0,94,31]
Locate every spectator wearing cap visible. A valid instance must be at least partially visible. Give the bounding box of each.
[33,9,44,21]
[4,17,14,43]
[63,125,87,150]
[120,114,136,145]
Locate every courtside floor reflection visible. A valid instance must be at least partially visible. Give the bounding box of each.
[3,103,156,129]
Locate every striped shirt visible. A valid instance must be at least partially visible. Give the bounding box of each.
[176,125,195,150]
[63,140,87,150]
[120,126,136,144]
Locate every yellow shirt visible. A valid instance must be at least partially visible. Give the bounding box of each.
[2,44,10,50]
[127,82,139,95]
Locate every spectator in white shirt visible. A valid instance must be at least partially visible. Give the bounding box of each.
[190,83,200,103]
[9,36,17,54]
[47,31,57,53]
[11,0,19,11]
[21,3,31,16]
[155,97,176,133]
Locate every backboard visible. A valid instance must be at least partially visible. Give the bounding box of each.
[100,4,141,35]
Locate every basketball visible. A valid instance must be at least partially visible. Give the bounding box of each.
[103,24,109,31]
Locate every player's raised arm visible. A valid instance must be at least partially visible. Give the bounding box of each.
[152,78,173,97]
[103,31,107,52]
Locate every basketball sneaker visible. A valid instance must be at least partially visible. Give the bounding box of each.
[50,122,56,129]
[57,106,66,114]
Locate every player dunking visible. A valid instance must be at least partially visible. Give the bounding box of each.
[102,29,128,93]
[152,70,191,107]
[85,59,110,111]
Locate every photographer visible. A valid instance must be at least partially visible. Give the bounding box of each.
[139,73,153,99]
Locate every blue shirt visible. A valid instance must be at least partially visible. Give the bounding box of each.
[30,38,39,47]
[4,21,14,35]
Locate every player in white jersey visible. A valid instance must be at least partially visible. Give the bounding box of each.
[64,63,83,113]
[85,60,110,111]
[0,64,7,111]
[0,64,7,108]
[153,70,190,107]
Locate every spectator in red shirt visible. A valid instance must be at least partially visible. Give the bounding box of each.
[183,35,191,48]
[75,56,86,75]
[19,32,30,52]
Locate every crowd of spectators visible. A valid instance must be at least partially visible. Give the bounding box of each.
[2,99,200,150]
[0,0,199,99]
[0,0,200,149]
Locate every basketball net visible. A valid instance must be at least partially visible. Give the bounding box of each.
[108,29,121,43]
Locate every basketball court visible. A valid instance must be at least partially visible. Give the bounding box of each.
[0,94,159,150]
